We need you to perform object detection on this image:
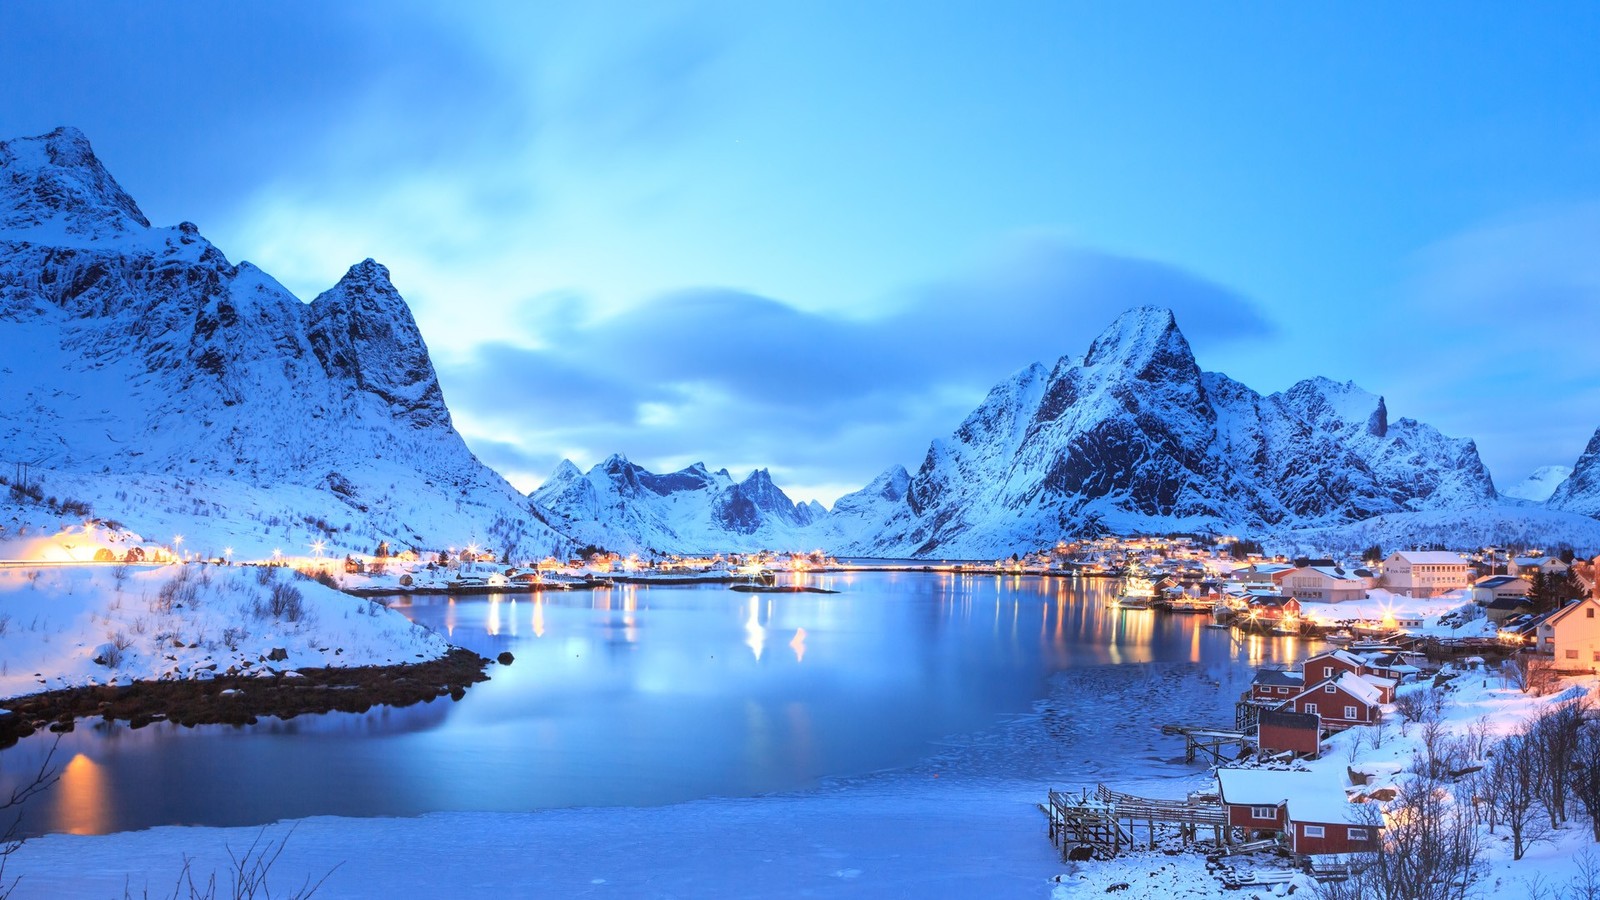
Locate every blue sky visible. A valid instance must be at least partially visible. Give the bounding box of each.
[3,2,1598,503]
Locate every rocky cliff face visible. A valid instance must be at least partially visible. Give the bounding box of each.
[0,127,569,558]
[1548,430,1600,518]
[825,307,1499,558]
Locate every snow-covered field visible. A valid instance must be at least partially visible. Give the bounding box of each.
[0,563,447,700]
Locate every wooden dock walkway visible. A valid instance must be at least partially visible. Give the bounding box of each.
[1045,784,1235,859]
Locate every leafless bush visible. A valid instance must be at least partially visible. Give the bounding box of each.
[1315,776,1483,900]
[120,825,336,900]
[255,566,275,587]
[112,564,130,590]
[0,739,62,900]
[221,627,247,651]
[154,569,201,614]
[251,584,305,623]
[1484,730,1554,860]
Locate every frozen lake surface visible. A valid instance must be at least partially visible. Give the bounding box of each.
[0,572,1305,839]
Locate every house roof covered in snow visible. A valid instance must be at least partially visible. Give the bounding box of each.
[1253,669,1305,688]
[1215,769,1361,826]
[1391,551,1467,566]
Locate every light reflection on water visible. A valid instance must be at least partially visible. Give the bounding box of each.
[0,572,1302,837]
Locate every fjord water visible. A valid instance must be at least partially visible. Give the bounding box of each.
[0,572,1303,837]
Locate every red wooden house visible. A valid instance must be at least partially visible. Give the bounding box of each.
[1301,649,1368,684]
[1281,672,1384,730]
[1248,668,1304,703]
[1257,708,1321,757]
[1216,768,1379,856]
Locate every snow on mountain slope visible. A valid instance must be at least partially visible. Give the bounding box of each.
[0,127,570,560]
[827,307,1500,558]
[1274,505,1600,559]
[1549,428,1600,517]
[1504,465,1574,503]
[529,455,822,555]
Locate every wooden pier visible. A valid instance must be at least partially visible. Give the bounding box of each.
[1161,724,1254,764]
[1045,784,1233,859]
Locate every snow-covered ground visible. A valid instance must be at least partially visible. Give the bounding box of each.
[1297,588,1484,634]
[0,562,447,700]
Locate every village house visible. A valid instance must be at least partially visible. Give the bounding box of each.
[1243,594,1300,624]
[1537,596,1600,671]
[1272,565,1372,603]
[1280,672,1384,730]
[1471,574,1534,607]
[1248,668,1305,703]
[1215,769,1377,855]
[1512,555,1571,580]
[1379,550,1471,598]
[1256,708,1321,758]
[1231,562,1295,585]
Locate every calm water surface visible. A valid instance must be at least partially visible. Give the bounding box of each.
[0,572,1306,836]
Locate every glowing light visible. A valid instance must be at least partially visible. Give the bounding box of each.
[745,595,766,660]
[790,627,807,663]
[57,753,109,835]
[310,539,326,558]
[223,547,233,559]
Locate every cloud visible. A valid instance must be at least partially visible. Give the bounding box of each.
[440,237,1276,501]
[1384,201,1600,482]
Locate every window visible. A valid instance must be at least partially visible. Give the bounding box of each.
[1303,825,1325,838]
[1348,827,1370,841]
[1305,703,1318,715]
[1325,684,1337,693]
[1278,686,1291,694]
[1323,666,1333,678]
[1569,650,1580,660]
[1590,608,1595,619]
[1345,706,1358,719]
[1251,806,1276,820]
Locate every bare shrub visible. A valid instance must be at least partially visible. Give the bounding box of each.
[255,566,276,586]
[251,584,305,623]
[1315,776,1483,900]
[0,739,62,899]
[120,824,336,900]
[221,627,247,651]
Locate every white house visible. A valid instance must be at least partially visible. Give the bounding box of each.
[1470,574,1533,606]
[1512,556,1570,580]
[1380,551,1471,598]
[1273,566,1372,603]
[1538,597,1600,670]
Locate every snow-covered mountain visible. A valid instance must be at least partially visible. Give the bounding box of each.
[825,307,1499,558]
[0,127,570,560]
[1549,429,1600,518]
[1504,465,1574,503]
[529,455,824,555]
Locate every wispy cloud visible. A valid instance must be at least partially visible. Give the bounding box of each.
[440,237,1276,501]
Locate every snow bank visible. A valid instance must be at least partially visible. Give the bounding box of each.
[0,563,448,700]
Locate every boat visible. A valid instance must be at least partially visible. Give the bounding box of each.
[1323,630,1355,646]
[1115,562,1158,609]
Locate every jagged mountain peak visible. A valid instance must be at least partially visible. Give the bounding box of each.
[549,458,584,482]
[306,258,444,426]
[1,126,150,235]
[1080,306,1196,382]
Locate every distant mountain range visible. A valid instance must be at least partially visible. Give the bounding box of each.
[4,126,1598,559]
